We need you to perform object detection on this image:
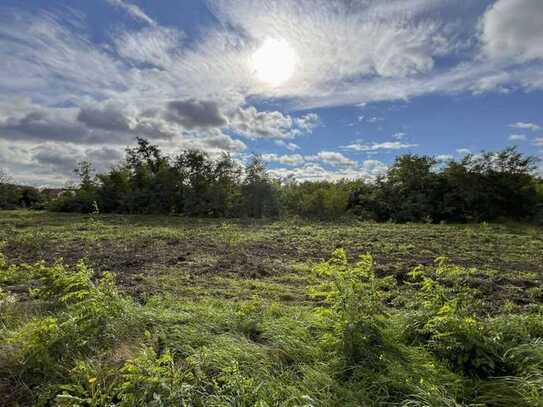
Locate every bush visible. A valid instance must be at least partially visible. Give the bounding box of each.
[2,247,542,405]
[35,138,540,223]
[350,147,539,223]
[0,254,139,404]
[309,249,395,370]
[283,180,359,219]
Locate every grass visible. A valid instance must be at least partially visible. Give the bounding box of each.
[1,210,543,406]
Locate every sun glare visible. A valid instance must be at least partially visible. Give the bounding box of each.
[250,38,297,86]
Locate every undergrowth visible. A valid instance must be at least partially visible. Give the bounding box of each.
[1,246,542,406]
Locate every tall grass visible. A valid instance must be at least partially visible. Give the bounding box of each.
[1,247,542,406]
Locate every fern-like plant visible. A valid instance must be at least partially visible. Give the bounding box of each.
[309,249,395,372]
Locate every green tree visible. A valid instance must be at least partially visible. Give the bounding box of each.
[241,155,280,218]
[96,167,132,213]
[209,154,243,217]
[283,180,358,219]
[443,147,538,221]
[125,138,175,213]
[359,155,440,222]
[175,150,214,216]
[0,169,21,209]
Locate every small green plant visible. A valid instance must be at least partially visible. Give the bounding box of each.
[116,347,191,406]
[1,254,139,403]
[1,222,543,406]
[405,258,518,378]
[218,222,243,249]
[0,241,21,285]
[309,249,396,371]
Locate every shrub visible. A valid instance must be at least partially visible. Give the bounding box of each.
[309,249,394,370]
[0,254,140,404]
[2,246,542,406]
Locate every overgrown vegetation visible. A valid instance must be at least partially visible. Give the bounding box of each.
[29,138,542,222]
[350,150,541,223]
[1,208,542,406]
[0,169,54,210]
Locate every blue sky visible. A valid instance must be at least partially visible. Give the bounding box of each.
[0,0,542,186]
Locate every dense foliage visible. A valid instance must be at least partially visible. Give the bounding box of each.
[0,170,53,210]
[350,149,541,222]
[48,139,283,218]
[2,244,542,406]
[4,139,542,222]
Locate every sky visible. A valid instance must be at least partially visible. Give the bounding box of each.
[0,0,542,187]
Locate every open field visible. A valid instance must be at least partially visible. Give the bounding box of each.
[2,211,543,305]
[2,211,543,405]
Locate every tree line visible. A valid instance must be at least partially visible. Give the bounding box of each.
[0,169,60,210]
[1,138,542,222]
[350,150,543,223]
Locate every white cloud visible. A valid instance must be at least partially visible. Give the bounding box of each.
[264,150,356,168]
[230,107,293,139]
[269,159,387,182]
[0,139,126,186]
[0,97,249,185]
[105,0,156,26]
[275,141,300,151]
[436,154,454,161]
[261,153,305,166]
[0,10,128,104]
[533,138,543,147]
[211,0,446,88]
[310,151,357,168]
[343,141,417,151]
[192,130,247,153]
[294,113,320,132]
[1,3,542,119]
[457,148,471,155]
[229,107,319,140]
[358,115,384,124]
[509,122,541,131]
[508,134,527,141]
[113,26,183,68]
[470,72,512,95]
[481,0,543,63]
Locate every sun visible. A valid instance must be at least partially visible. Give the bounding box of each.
[250,38,298,86]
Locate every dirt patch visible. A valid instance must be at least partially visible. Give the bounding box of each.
[4,236,216,284]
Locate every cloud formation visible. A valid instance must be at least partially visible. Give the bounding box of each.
[481,0,543,63]
[1,0,542,185]
[166,100,228,129]
[2,0,543,113]
[105,0,156,25]
[343,141,418,152]
[77,106,131,131]
[263,151,356,168]
[230,107,318,140]
[509,122,541,131]
[508,134,527,141]
[270,159,387,182]
[310,151,357,168]
[261,153,305,166]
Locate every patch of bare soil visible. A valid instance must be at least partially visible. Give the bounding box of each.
[4,229,542,306]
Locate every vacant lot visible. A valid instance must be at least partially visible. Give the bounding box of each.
[2,211,542,304]
[1,211,543,405]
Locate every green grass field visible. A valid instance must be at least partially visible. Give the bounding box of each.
[2,211,543,406]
